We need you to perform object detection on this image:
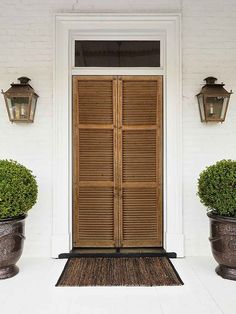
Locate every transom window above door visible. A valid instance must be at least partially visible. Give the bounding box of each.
[74,40,161,67]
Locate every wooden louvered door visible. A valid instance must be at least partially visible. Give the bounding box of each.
[73,76,118,247]
[118,76,163,247]
[73,75,163,248]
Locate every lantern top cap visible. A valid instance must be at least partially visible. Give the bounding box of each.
[8,76,36,92]
[17,77,31,85]
[10,76,33,88]
[197,77,233,97]
[204,77,218,85]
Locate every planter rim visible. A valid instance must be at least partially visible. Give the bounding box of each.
[207,211,236,223]
[0,214,27,224]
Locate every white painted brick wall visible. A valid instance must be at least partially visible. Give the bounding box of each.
[0,0,236,257]
[182,0,236,256]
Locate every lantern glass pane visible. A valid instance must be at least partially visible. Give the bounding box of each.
[220,97,229,119]
[6,97,15,121]
[197,94,205,121]
[205,96,224,121]
[29,96,37,121]
[12,97,29,120]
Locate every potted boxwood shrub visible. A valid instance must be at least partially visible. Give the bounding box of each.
[0,160,38,279]
[198,159,236,280]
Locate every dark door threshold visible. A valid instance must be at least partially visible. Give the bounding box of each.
[58,248,177,259]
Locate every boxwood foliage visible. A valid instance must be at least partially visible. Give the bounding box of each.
[0,160,38,219]
[197,159,236,217]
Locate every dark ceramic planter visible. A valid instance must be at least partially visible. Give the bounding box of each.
[208,212,236,281]
[0,215,26,279]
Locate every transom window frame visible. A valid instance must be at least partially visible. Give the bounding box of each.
[71,35,165,72]
[53,13,183,257]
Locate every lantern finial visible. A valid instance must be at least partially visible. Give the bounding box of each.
[204,77,217,85]
[17,77,31,85]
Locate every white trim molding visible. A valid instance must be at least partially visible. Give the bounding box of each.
[52,13,184,257]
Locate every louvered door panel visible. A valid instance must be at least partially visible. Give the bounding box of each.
[78,187,114,244]
[118,76,163,247]
[78,80,113,124]
[79,129,113,181]
[122,81,157,125]
[123,130,156,182]
[73,76,117,247]
[123,188,159,246]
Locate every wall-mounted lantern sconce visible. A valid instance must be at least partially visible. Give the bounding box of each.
[197,77,232,123]
[2,77,39,123]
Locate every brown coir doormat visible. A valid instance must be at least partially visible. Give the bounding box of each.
[56,257,183,287]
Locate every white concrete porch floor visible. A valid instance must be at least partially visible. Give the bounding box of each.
[0,257,235,314]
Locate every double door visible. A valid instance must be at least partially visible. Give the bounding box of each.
[72,75,163,248]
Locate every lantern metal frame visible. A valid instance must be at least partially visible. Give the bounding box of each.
[196,77,232,123]
[2,76,39,123]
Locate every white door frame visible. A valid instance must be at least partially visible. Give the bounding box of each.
[52,13,184,257]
